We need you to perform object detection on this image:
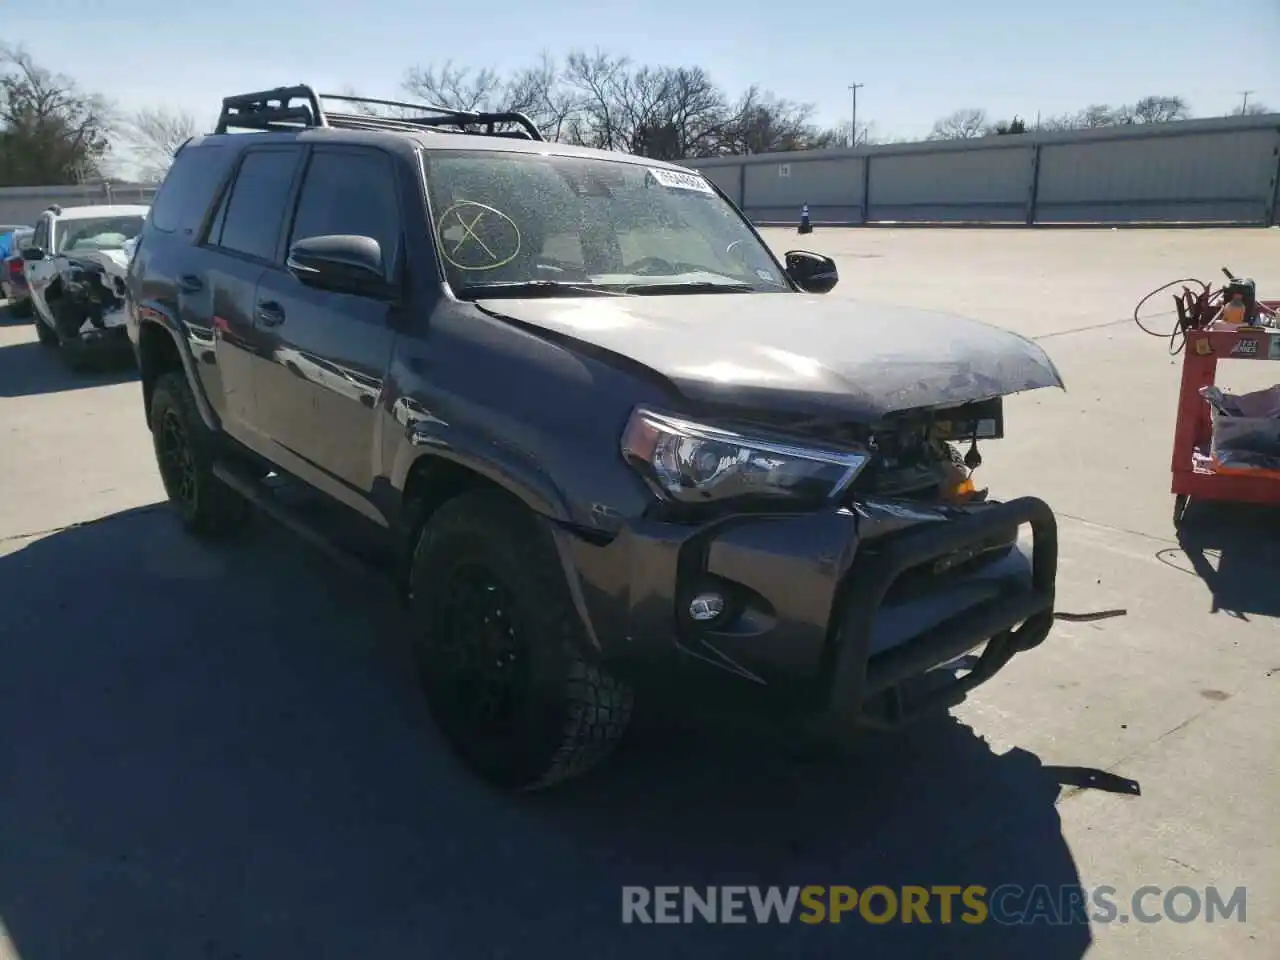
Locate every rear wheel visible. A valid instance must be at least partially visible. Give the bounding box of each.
[149,371,251,537]
[408,490,633,790]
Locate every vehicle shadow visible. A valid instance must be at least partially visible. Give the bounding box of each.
[0,301,31,326]
[0,337,137,398]
[0,506,1103,959]
[1165,501,1280,619]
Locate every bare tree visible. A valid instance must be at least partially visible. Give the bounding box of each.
[1126,95,1190,124]
[403,60,505,112]
[928,108,988,140]
[727,91,818,153]
[1233,101,1270,116]
[0,44,113,186]
[1077,104,1121,128]
[560,50,631,150]
[504,52,581,142]
[121,106,199,182]
[808,118,878,150]
[562,57,821,158]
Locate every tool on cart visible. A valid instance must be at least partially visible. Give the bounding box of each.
[1135,268,1280,528]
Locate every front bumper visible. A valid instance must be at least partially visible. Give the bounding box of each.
[557,496,1056,727]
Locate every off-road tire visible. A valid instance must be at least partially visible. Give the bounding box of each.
[408,490,633,790]
[33,312,58,346]
[149,371,252,537]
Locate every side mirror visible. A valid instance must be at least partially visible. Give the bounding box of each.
[784,250,838,294]
[20,246,45,262]
[286,234,391,298]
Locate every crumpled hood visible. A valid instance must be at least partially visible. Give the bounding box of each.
[476,292,1064,421]
[68,249,129,275]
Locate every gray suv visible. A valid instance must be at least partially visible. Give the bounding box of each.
[126,85,1064,790]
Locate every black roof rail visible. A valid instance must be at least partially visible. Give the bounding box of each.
[214,85,544,141]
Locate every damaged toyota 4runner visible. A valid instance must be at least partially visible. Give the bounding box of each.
[127,86,1064,791]
[23,203,147,365]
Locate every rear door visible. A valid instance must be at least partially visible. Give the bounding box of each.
[252,145,402,504]
[199,145,305,438]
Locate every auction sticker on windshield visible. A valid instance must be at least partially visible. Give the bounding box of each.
[648,168,715,194]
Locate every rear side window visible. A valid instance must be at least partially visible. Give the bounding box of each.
[287,149,402,279]
[149,143,232,234]
[211,148,301,262]
[32,218,49,251]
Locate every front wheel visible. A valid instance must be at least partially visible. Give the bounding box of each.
[33,311,58,346]
[408,490,633,790]
[149,372,251,537]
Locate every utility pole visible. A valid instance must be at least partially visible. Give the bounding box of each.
[1239,90,1253,114]
[848,82,864,147]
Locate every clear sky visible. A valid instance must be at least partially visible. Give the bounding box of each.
[11,0,1280,144]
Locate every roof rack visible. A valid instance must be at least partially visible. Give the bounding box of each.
[214,85,544,141]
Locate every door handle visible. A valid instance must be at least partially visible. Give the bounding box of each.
[178,274,203,293]
[256,301,286,327]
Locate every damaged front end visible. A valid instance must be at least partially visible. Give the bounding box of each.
[564,392,1058,730]
[52,256,130,341]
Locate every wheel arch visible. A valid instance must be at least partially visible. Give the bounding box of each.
[136,317,219,432]
[395,453,602,651]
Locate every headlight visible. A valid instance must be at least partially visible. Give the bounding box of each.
[620,407,870,504]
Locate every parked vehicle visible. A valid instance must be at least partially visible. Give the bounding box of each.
[23,203,148,365]
[1,226,34,315]
[127,85,1063,791]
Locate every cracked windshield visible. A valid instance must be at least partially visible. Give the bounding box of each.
[427,152,785,295]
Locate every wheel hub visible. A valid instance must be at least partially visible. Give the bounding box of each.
[429,565,528,729]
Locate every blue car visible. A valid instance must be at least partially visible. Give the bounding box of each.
[1,225,34,316]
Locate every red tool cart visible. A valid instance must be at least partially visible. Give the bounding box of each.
[1152,270,1280,528]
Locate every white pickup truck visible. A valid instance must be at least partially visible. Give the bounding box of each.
[23,203,148,366]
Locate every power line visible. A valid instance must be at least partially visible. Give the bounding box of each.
[1238,90,1253,113]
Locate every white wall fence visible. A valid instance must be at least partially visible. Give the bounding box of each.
[0,183,158,226]
[686,114,1280,227]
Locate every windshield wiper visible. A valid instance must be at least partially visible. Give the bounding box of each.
[621,280,754,295]
[457,280,628,300]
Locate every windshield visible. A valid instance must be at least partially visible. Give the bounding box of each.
[423,151,788,297]
[56,215,145,254]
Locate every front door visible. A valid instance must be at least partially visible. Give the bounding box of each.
[252,145,403,511]
[24,213,57,325]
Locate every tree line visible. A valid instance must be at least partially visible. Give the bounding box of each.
[929,94,1268,140]
[1,42,1271,186]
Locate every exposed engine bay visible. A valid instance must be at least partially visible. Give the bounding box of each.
[742,397,1005,504]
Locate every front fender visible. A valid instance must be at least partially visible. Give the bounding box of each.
[388,399,573,524]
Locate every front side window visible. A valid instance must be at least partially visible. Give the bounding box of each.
[288,150,401,279]
[214,148,301,262]
[422,151,787,297]
[59,216,146,253]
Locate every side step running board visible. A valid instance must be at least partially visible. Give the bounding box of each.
[212,461,395,596]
